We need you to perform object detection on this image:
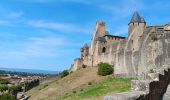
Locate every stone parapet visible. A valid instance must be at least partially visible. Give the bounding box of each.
[104,65,170,100]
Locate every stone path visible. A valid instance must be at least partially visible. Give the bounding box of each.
[163,84,170,100]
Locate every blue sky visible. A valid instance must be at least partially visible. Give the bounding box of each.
[0,0,170,71]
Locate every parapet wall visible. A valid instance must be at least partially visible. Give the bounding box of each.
[104,65,170,100]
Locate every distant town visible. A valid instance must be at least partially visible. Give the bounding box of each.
[0,69,59,100]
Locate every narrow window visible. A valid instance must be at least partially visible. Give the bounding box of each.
[131,40,133,44]
[102,47,106,53]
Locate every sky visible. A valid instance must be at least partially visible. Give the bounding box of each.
[0,0,170,71]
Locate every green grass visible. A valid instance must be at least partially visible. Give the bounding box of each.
[36,80,58,90]
[26,80,58,96]
[61,77,135,100]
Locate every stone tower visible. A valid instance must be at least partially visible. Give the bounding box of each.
[89,21,106,55]
[81,43,89,59]
[128,11,146,51]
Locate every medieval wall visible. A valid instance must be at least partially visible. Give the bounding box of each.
[71,12,170,78]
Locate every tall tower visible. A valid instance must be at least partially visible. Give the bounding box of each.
[89,21,106,55]
[128,11,146,51]
[128,11,146,36]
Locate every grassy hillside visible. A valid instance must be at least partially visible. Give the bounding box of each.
[26,67,134,100]
[61,77,133,100]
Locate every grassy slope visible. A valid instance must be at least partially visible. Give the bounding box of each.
[61,77,133,100]
[26,67,134,100]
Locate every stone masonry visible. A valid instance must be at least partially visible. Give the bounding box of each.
[71,11,170,78]
[104,64,170,100]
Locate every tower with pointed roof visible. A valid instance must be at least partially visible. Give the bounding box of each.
[128,11,146,36]
[128,11,146,51]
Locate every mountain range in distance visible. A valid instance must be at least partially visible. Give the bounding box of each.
[0,67,60,74]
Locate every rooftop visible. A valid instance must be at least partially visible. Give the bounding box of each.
[129,11,146,24]
[104,35,126,39]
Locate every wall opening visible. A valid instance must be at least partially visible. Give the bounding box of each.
[102,47,106,53]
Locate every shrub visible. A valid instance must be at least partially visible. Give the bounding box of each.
[88,82,92,85]
[80,89,84,91]
[9,85,22,93]
[150,69,154,73]
[82,64,87,68]
[9,85,22,99]
[60,70,69,78]
[0,93,15,100]
[151,35,158,41]
[73,90,76,94]
[0,85,8,93]
[0,79,9,84]
[98,63,113,76]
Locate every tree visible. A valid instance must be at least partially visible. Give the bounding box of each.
[60,70,69,78]
[0,85,8,93]
[98,63,113,76]
[9,85,22,99]
[0,79,9,84]
[0,93,15,100]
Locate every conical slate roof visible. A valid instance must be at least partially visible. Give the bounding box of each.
[141,17,146,23]
[83,43,89,48]
[129,11,145,24]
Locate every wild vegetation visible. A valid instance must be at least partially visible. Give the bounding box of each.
[60,70,69,78]
[27,67,135,100]
[61,77,134,100]
[0,79,9,84]
[98,63,113,76]
[0,93,15,100]
[0,78,22,100]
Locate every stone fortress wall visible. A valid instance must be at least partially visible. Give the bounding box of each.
[71,11,170,78]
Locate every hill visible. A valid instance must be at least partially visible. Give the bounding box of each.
[26,67,133,100]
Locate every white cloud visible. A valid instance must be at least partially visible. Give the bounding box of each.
[15,36,67,57]
[7,11,24,19]
[28,37,66,46]
[27,20,89,33]
[0,20,8,24]
[16,0,90,4]
[0,32,16,39]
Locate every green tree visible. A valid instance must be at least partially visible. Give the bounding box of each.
[0,93,15,100]
[9,85,22,99]
[98,63,113,76]
[60,70,69,78]
[0,79,9,84]
[0,85,8,93]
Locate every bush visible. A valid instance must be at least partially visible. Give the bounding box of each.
[0,85,8,93]
[88,82,92,85]
[0,79,9,84]
[97,63,113,76]
[151,35,158,41]
[60,70,69,78]
[9,85,22,99]
[0,93,15,100]
[82,64,87,68]
[73,90,76,94]
[9,85,22,93]
[80,89,84,91]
